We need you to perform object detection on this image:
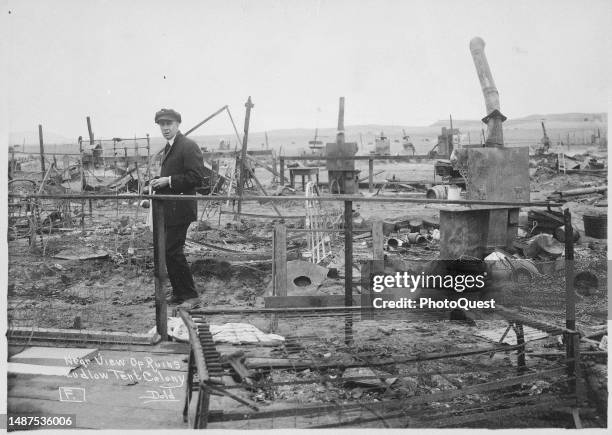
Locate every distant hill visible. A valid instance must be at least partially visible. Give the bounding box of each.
[430,112,607,128]
[9,130,74,146]
[9,112,607,156]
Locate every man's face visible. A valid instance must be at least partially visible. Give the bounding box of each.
[158,120,180,140]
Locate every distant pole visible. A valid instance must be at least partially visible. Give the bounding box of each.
[38,124,46,174]
[236,96,254,219]
[79,137,85,234]
[449,114,454,153]
[146,134,151,180]
[86,116,94,145]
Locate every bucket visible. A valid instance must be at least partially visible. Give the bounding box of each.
[447,185,461,200]
[426,185,447,199]
[387,238,402,249]
[583,214,607,239]
[407,233,427,244]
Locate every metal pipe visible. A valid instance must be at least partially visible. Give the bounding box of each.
[470,37,505,147]
[470,37,500,115]
[183,105,228,137]
[86,116,94,145]
[9,192,564,207]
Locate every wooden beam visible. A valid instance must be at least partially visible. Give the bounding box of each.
[265,295,362,308]
[236,96,254,219]
[152,199,168,340]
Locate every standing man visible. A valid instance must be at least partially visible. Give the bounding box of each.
[150,108,205,306]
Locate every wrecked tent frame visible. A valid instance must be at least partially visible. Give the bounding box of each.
[178,305,580,428]
[7,192,584,427]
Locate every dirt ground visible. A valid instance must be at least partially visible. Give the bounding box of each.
[6,154,608,428]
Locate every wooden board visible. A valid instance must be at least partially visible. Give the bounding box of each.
[265,295,362,308]
[7,348,191,429]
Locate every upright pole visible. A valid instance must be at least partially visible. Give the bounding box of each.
[564,209,575,331]
[563,209,578,396]
[146,134,151,181]
[344,199,353,345]
[38,125,46,174]
[152,199,168,341]
[368,158,374,193]
[280,157,285,186]
[86,117,94,220]
[236,96,254,219]
[79,137,85,234]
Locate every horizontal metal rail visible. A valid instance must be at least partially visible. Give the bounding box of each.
[281,154,429,161]
[8,192,563,208]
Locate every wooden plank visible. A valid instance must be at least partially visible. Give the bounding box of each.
[9,327,157,344]
[8,374,186,411]
[272,224,287,298]
[371,221,384,262]
[7,397,185,429]
[9,340,188,354]
[264,295,362,308]
[245,343,531,371]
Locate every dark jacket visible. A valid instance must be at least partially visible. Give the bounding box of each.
[157,132,205,225]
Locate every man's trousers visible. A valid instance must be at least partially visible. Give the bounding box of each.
[165,223,198,300]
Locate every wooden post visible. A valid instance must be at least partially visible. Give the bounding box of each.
[280,157,285,186]
[211,160,219,192]
[271,224,287,331]
[344,200,353,345]
[86,117,95,222]
[368,158,374,193]
[272,152,278,183]
[146,134,151,180]
[38,124,46,174]
[152,199,168,340]
[515,323,526,373]
[564,209,575,331]
[236,96,254,219]
[372,220,384,262]
[563,208,578,394]
[79,138,85,234]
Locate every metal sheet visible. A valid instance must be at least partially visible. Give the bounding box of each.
[465,147,530,204]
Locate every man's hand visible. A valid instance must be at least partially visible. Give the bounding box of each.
[150,176,170,190]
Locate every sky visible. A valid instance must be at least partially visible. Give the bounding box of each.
[3,0,611,141]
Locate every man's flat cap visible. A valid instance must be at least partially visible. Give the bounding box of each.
[155,108,181,124]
